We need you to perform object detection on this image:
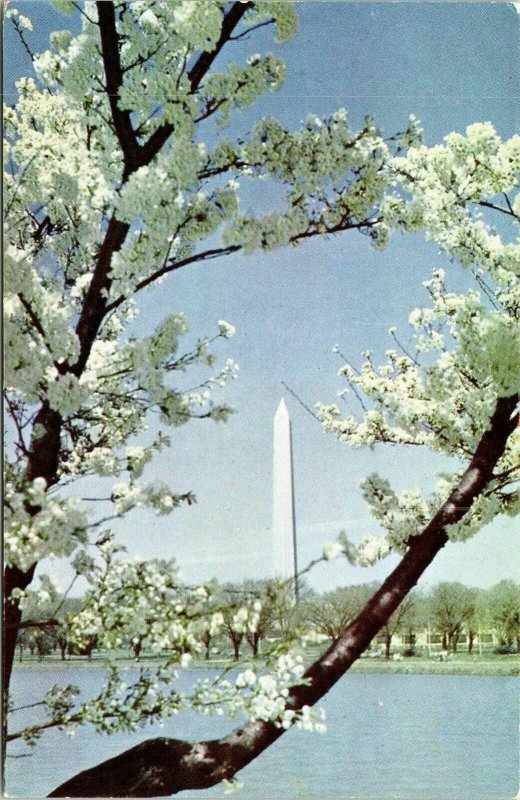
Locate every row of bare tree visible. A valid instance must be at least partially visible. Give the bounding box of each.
[17,578,519,663]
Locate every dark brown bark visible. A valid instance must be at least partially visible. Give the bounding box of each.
[3,563,37,746]
[229,632,242,662]
[247,632,260,658]
[25,403,63,485]
[49,395,518,797]
[96,1,141,178]
[3,403,64,750]
[72,216,130,376]
[201,630,212,661]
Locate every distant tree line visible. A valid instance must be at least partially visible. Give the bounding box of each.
[305,579,519,657]
[17,579,519,663]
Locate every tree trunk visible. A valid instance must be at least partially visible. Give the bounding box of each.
[60,640,67,661]
[384,632,391,660]
[452,630,458,654]
[248,634,260,658]
[3,403,62,751]
[48,395,517,797]
[467,631,474,655]
[442,632,447,650]
[3,564,37,717]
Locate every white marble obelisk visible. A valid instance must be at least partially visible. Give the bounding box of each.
[272,399,298,598]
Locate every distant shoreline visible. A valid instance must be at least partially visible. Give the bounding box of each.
[349,659,518,676]
[12,656,519,676]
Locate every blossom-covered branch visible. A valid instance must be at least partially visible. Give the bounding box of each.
[49,394,518,796]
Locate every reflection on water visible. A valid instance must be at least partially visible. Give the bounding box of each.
[6,667,519,799]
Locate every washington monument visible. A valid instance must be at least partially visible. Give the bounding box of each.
[272,398,298,599]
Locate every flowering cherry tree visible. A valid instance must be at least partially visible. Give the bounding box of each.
[3,1,519,796]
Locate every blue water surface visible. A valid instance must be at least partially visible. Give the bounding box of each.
[6,667,519,799]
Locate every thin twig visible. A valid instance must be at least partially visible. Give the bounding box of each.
[104,245,241,315]
[390,329,421,367]
[10,16,35,61]
[8,701,46,714]
[4,393,29,456]
[478,199,520,221]
[51,574,80,618]
[229,19,275,41]
[280,381,318,420]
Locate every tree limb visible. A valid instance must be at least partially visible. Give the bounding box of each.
[103,214,380,318]
[72,3,252,374]
[71,216,130,376]
[104,245,241,315]
[139,2,252,165]
[96,1,141,177]
[48,394,518,797]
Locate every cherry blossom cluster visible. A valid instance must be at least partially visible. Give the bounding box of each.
[317,126,519,558]
[67,545,206,657]
[192,652,326,732]
[383,122,520,280]
[4,476,88,571]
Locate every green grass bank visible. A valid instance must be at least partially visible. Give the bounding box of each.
[13,651,519,676]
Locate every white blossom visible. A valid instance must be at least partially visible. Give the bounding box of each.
[218,320,236,339]
[322,541,344,560]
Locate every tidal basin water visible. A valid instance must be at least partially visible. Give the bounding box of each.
[6,667,519,799]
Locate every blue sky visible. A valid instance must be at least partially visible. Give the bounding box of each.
[5,2,519,593]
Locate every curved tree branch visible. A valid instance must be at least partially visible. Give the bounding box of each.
[67,2,253,377]
[103,214,380,319]
[104,245,241,315]
[48,394,518,797]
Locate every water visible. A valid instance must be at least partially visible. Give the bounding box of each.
[6,667,519,799]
